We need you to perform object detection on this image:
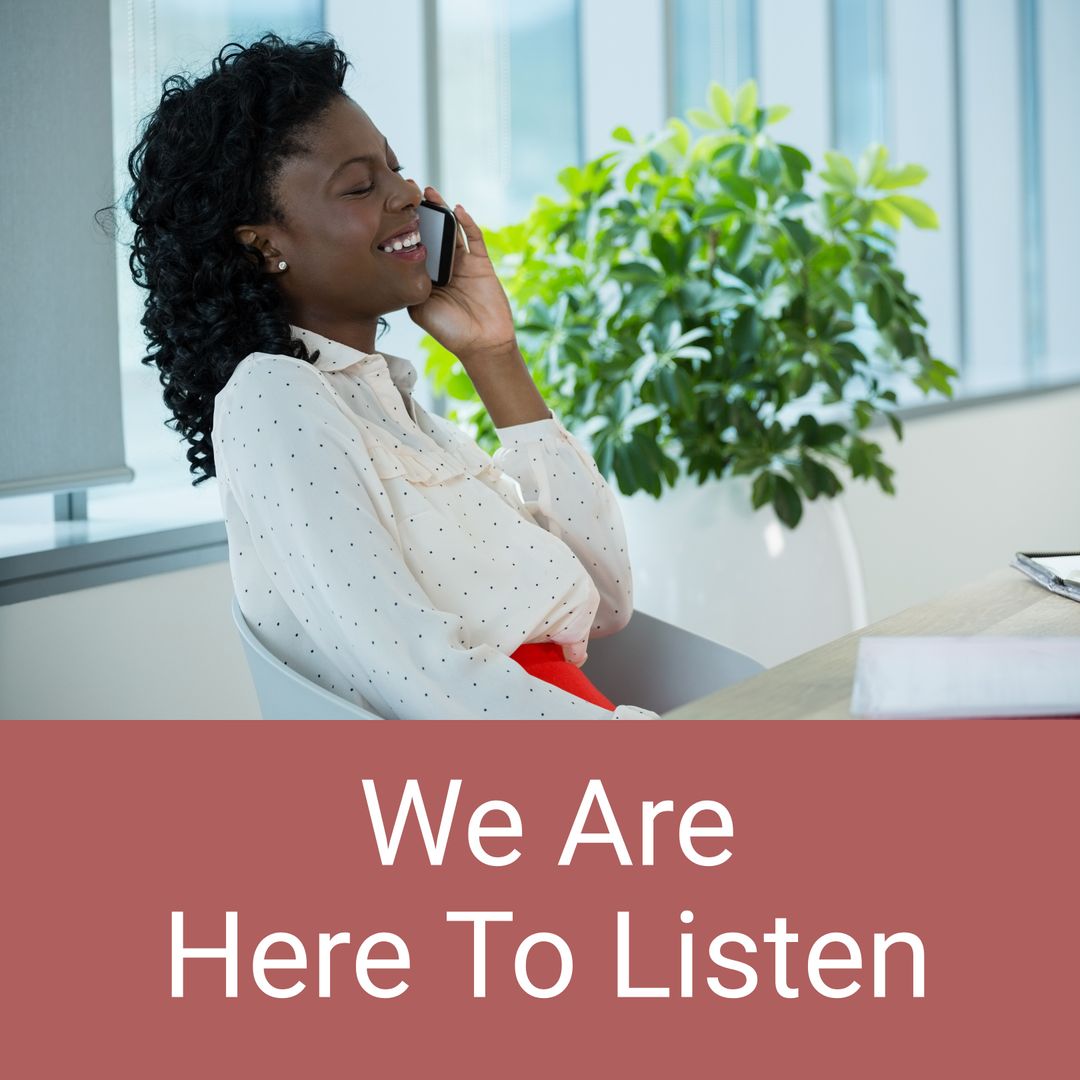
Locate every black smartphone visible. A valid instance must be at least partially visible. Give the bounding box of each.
[418,199,457,287]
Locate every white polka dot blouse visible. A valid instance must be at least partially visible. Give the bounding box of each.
[212,323,659,719]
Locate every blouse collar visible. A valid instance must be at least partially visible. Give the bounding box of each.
[288,322,418,397]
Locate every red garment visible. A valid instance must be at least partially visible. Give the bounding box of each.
[510,642,615,710]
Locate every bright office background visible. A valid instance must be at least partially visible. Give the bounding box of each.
[2,0,1079,717]
[3,0,1079,534]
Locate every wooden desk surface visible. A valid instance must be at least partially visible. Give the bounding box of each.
[665,567,1080,719]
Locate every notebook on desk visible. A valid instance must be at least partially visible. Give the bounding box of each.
[1012,551,1080,602]
[850,636,1080,718]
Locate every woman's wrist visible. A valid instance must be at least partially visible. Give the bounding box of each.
[458,340,551,428]
[456,337,518,369]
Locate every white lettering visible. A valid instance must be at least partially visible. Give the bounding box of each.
[559,780,632,865]
[468,800,522,867]
[515,933,573,998]
[874,932,926,997]
[706,932,759,998]
[679,800,734,867]
[807,932,862,998]
[362,778,461,865]
[355,932,410,998]
[252,932,306,999]
[318,932,351,997]
[171,910,238,998]
[446,910,514,997]
[762,917,800,998]
[616,911,669,997]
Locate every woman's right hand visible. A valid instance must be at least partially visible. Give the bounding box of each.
[405,187,517,366]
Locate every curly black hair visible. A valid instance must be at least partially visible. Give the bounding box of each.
[110,32,374,485]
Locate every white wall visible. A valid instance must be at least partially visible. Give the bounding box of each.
[580,0,666,157]
[757,0,831,166]
[957,0,1027,391]
[843,384,1080,622]
[885,0,962,381]
[1039,0,1080,380]
[0,561,258,719]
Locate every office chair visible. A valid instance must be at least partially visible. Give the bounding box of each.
[582,609,763,714]
[231,597,763,719]
[231,597,382,719]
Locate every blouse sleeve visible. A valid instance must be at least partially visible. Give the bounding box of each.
[213,357,655,720]
[491,414,633,638]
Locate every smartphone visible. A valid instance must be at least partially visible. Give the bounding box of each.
[418,199,457,287]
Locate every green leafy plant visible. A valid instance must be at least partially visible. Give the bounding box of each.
[422,80,956,527]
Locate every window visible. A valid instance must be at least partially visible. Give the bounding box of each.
[107,0,326,520]
[670,0,757,118]
[436,0,583,227]
[0,0,323,575]
[6,0,1079,589]
[668,0,1080,399]
[830,0,887,158]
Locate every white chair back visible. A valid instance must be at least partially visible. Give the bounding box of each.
[232,598,762,719]
[231,598,383,719]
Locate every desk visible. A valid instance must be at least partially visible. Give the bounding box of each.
[665,567,1080,719]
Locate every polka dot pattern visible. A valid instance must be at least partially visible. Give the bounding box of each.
[211,323,657,719]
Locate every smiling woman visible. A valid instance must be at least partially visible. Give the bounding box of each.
[118,32,657,720]
[232,98,435,350]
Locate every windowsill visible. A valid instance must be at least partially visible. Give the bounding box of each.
[891,370,1080,422]
[0,474,227,606]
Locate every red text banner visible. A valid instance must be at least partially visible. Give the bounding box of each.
[1,720,1075,1078]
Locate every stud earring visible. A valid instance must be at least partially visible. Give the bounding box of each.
[277,260,288,271]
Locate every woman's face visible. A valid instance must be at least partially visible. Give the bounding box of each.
[235,95,431,344]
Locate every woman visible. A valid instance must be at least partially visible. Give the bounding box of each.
[124,33,657,719]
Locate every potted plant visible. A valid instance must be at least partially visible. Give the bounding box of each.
[421,79,954,530]
[421,81,957,664]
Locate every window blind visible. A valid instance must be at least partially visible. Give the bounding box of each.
[0,0,133,497]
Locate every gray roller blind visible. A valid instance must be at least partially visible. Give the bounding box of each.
[0,0,132,496]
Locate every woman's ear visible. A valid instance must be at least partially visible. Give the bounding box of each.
[233,226,283,271]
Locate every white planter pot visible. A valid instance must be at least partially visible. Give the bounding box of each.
[616,475,867,668]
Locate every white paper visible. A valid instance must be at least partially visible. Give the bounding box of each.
[850,636,1080,718]
[1032,555,1080,586]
